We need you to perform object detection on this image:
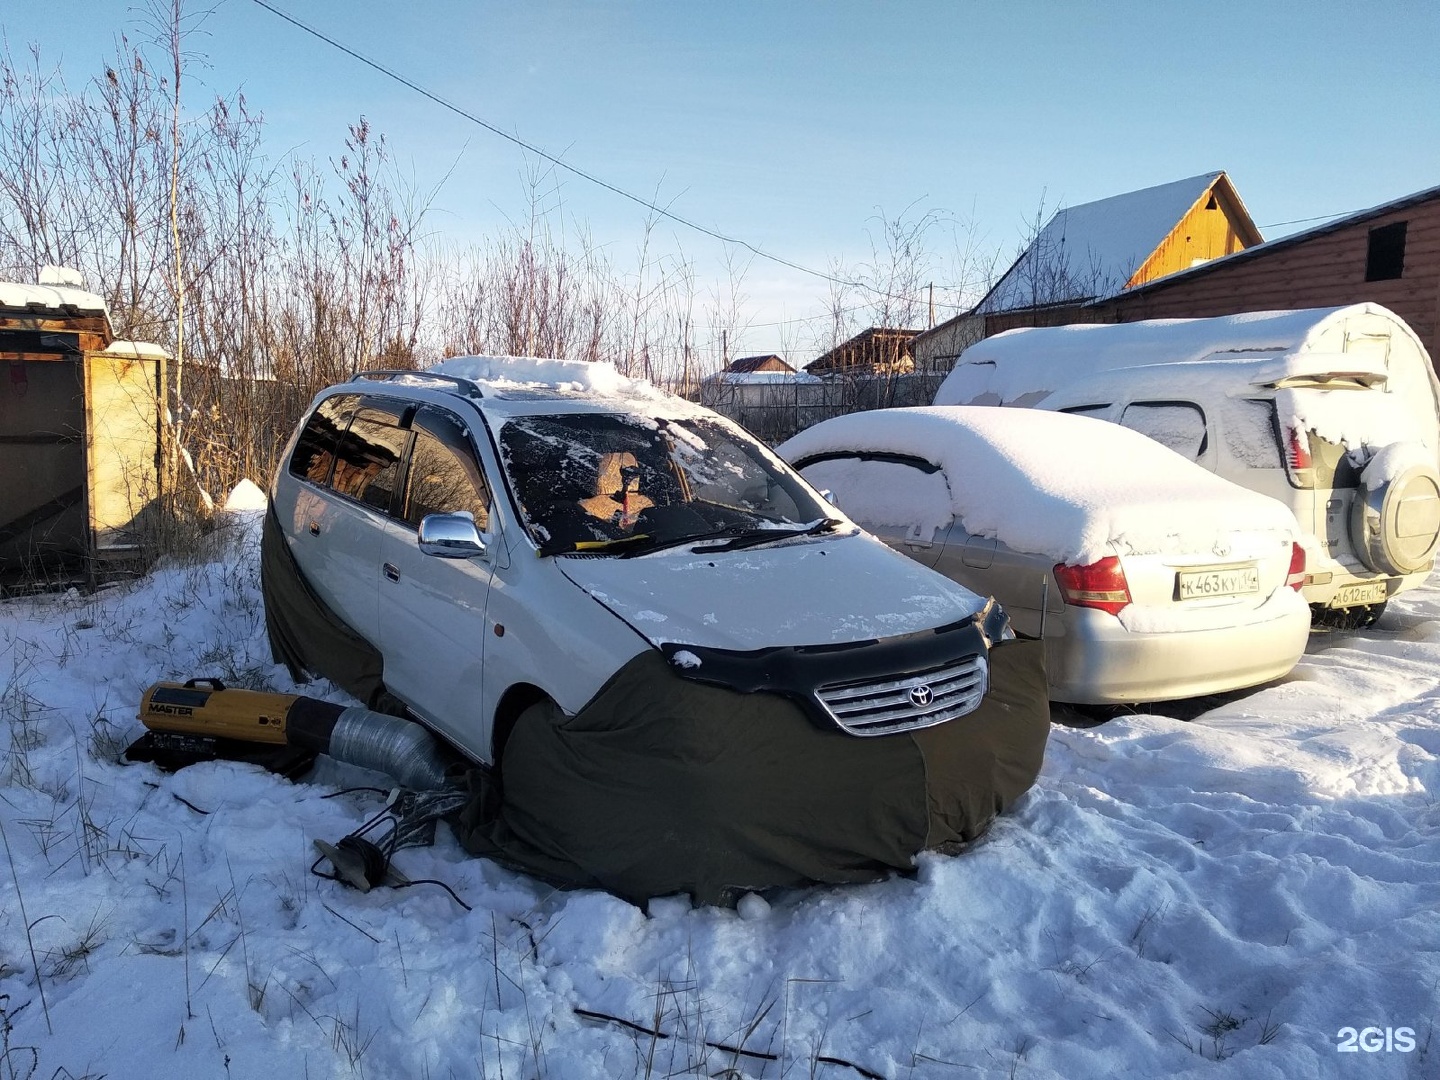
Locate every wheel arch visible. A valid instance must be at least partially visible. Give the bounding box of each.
[491,682,554,766]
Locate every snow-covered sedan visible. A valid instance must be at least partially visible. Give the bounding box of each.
[780,406,1312,704]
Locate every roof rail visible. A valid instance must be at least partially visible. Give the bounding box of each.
[348,369,484,398]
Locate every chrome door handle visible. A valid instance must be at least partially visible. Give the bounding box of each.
[383,562,400,583]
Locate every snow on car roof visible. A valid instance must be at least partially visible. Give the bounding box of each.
[428,354,711,420]
[779,405,1299,564]
[936,303,1425,408]
[935,303,1440,466]
[431,354,659,398]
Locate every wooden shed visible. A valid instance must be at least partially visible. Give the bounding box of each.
[0,278,168,586]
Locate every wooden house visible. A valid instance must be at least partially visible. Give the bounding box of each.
[805,327,920,376]
[1,275,168,586]
[973,171,1260,335]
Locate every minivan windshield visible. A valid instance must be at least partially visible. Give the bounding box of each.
[497,412,839,556]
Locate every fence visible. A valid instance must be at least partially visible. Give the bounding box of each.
[697,373,948,445]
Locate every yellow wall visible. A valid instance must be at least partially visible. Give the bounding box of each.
[1131,192,1253,287]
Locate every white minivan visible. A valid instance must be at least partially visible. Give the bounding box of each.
[264,356,1050,900]
[935,303,1440,627]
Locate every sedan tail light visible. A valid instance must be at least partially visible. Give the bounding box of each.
[1286,541,1306,591]
[1053,556,1132,616]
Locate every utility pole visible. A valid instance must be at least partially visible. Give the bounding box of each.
[928,282,935,329]
[721,329,728,369]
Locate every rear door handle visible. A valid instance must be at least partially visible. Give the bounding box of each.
[308,521,320,536]
[383,562,400,583]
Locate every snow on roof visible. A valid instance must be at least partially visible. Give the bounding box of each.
[0,280,110,317]
[936,303,1434,408]
[779,405,1298,564]
[977,172,1223,314]
[102,340,170,360]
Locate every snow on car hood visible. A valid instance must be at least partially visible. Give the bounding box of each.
[557,531,985,650]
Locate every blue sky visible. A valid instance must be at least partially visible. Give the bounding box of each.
[5,0,1439,355]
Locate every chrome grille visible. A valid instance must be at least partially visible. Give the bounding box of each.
[815,654,989,736]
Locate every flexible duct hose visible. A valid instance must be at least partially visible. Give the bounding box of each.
[325,707,460,790]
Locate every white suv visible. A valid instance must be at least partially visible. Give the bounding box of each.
[935,304,1440,627]
[264,357,1048,900]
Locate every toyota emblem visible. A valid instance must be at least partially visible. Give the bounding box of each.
[908,684,933,708]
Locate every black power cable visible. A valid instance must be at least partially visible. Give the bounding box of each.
[310,792,473,912]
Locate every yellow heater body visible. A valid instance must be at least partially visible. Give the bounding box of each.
[139,682,299,745]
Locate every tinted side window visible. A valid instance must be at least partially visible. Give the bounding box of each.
[403,408,492,530]
[289,394,357,486]
[1119,401,1208,459]
[330,402,409,513]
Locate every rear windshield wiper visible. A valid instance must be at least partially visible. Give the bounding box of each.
[691,517,845,553]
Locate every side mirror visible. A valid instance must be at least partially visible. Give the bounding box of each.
[818,488,837,506]
[418,512,488,560]
[977,596,1018,647]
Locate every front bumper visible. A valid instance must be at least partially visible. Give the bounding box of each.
[452,639,1050,905]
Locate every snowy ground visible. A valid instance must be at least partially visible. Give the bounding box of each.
[1,508,1436,1080]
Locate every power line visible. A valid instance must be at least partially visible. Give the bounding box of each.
[1257,211,1351,230]
[248,0,966,306]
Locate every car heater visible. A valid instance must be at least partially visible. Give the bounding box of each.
[129,679,459,790]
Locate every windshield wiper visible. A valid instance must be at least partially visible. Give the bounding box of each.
[691,518,845,553]
[549,518,845,560]
[612,525,757,559]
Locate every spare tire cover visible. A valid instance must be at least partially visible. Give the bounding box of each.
[1350,462,1440,576]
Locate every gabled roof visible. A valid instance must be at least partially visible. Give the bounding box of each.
[727,354,793,374]
[977,172,1254,314]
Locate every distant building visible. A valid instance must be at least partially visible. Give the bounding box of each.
[806,327,920,376]
[697,356,825,444]
[724,354,794,375]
